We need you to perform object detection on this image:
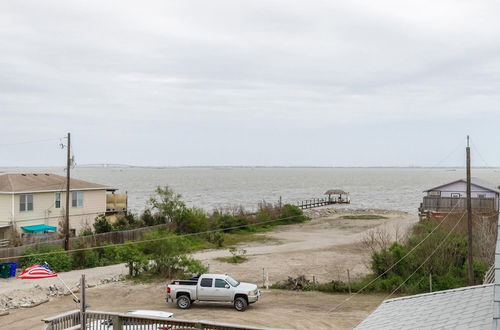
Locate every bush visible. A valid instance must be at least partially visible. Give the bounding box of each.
[140,209,158,227]
[174,208,210,234]
[111,213,142,231]
[79,223,94,236]
[205,231,225,247]
[21,245,72,272]
[148,186,186,224]
[94,214,113,233]
[72,246,100,269]
[278,204,308,224]
[216,214,248,232]
[140,230,207,278]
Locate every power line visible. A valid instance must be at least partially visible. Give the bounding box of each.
[470,140,491,168]
[0,138,62,147]
[328,202,462,313]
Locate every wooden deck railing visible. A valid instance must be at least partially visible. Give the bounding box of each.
[419,196,497,213]
[42,310,284,330]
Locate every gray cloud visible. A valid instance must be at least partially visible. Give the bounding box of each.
[0,0,499,166]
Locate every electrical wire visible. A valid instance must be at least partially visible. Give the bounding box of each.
[0,138,62,147]
[470,140,491,168]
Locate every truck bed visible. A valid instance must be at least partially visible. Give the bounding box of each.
[169,280,197,286]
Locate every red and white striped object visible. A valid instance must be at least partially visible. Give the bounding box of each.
[18,264,57,279]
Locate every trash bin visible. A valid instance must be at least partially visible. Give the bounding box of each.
[0,263,12,279]
[6,262,17,277]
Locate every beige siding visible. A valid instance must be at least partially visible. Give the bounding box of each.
[12,190,107,233]
[0,194,12,225]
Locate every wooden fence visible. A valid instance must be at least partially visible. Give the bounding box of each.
[419,196,497,213]
[0,224,170,262]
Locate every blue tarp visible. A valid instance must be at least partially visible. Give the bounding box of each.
[21,224,57,233]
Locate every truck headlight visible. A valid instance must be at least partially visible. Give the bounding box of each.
[248,290,254,296]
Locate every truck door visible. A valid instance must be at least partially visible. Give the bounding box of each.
[212,278,233,301]
[198,277,214,300]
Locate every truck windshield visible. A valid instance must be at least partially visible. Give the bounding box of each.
[226,276,240,287]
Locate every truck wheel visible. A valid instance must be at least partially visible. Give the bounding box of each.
[176,295,191,309]
[234,297,248,311]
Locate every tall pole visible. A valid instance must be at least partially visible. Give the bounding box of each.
[466,135,474,285]
[80,274,86,329]
[64,132,71,251]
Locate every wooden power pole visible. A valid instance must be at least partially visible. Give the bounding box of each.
[64,132,71,251]
[466,135,474,285]
[80,274,87,329]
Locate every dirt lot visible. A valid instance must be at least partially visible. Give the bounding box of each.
[193,210,416,284]
[1,281,388,330]
[0,209,417,329]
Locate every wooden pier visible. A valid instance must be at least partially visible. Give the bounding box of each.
[295,198,350,210]
[295,189,350,210]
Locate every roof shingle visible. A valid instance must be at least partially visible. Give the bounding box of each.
[0,173,111,193]
[355,284,494,330]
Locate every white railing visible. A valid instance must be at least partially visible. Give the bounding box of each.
[43,310,285,330]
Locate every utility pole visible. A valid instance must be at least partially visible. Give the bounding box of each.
[466,135,474,286]
[64,132,71,251]
[80,274,86,329]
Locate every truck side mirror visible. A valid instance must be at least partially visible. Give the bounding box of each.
[225,284,230,289]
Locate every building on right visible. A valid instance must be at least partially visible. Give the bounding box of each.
[418,178,499,220]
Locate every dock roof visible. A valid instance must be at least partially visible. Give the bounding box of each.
[324,189,347,195]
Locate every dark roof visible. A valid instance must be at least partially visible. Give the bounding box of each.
[424,178,500,194]
[0,173,112,193]
[356,284,494,329]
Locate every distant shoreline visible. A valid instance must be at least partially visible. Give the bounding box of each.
[1,165,498,170]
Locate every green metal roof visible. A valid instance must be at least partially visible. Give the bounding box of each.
[21,224,57,233]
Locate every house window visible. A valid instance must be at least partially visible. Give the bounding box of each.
[55,192,61,208]
[72,191,84,208]
[478,194,486,199]
[20,194,33,212]
[428,191,441,196]
[451,193,461,198]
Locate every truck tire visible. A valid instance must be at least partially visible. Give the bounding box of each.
[176,295,191,309]
[234,297,248,311]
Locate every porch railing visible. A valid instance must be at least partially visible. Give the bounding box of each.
[42,310,284,330]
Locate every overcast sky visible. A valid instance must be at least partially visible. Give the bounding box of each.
[0,1,499,167]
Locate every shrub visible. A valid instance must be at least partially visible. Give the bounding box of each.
[79,222,94,236]
[148,186,186,224]
[94,214,113,233]
[205,231,225,248]
[279,204,308,224]
[216,214,248,232]
[140,230,207,278]
[21,245,72,272]
[72,246,100,269]
[174,208,210,234]
[119,244,148,277]
[140,209,157,226]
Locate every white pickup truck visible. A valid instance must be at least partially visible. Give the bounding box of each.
[166,274,260,311]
